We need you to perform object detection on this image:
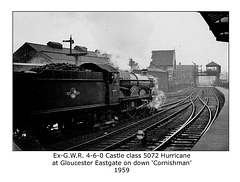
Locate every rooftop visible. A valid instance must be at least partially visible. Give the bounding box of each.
[14,42,110,64]
[150,50,176,67]
[206,61,220,67]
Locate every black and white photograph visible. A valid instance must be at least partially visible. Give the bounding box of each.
[13,11,229,152]
[2,1,239,181]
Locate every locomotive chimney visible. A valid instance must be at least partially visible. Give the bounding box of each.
[141,69,148,76]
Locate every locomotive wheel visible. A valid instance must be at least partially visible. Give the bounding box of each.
[126,109,137,118]
[139,107,147,116]
[85,113,98,129]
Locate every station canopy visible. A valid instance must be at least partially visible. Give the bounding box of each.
[200,11,229,42]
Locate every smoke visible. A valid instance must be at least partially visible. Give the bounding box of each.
[83,12,155,69]
[149,77,166,110]
[109,53,130,70]
[95,49,131,70]
[149,90,166,110]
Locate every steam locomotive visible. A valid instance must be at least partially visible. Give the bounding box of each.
[13,62,158,138]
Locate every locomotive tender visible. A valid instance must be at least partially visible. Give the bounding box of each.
[13,62,157,137]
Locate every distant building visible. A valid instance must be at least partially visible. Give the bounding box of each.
[149,49,176,83]
[150,50,176,70]
[175,63,195,86]
[149,49,177,91]
[198,61,221,85]
[206,61,221,74]
[13,41,110,69]
[187,61,221,86]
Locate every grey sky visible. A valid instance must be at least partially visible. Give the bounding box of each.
[13,12,228,72]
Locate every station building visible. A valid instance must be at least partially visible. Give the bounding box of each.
[13,41,110,71]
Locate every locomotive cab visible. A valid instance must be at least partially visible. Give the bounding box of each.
[80,63,120,105]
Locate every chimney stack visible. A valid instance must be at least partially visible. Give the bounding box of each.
[141,69,148,76]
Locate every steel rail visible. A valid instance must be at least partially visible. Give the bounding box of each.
[99,90,200,151]
[197,87,220,138]
[100,98,195,151]
[152,90,209,151]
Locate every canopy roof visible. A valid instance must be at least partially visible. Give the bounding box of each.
[200,11,229,42]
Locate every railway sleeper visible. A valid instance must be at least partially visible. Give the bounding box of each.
[168,143,194,146]
[189,124,206,128]
[153,142,162,146]
[180,134,201,138]
[147,146,157,150]
[164,146,192,151]
[177,135,200,139]
[186,128,205,132]
[119,145,130,149]
[175,138,198,141]
[181,131,202,135]
[185,129,205,133]
[170,140,195,144]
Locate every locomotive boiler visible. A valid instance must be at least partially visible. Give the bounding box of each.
[118,71,155,117]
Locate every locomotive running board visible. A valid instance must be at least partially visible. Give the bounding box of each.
[31,103,118,115]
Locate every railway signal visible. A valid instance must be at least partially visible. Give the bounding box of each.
[63,35,74,55]
[63,35,88,65]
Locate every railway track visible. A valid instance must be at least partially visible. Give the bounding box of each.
[44,86,223,151]
[108,89,202,151]
[64,88,200,151]
[164,89,191,103]
[152,86,221,151]
[42,89,196,150]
